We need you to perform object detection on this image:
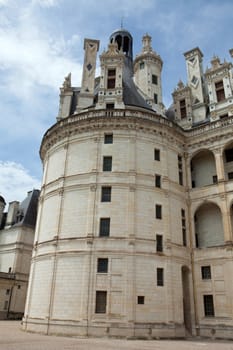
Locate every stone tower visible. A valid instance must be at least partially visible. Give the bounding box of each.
[23,30,233,340]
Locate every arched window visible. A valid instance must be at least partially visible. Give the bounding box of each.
[194,203,224,248]
[191,150,217,188]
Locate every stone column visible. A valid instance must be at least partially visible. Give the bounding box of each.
[220,194,232,243]
[214,149,225,181]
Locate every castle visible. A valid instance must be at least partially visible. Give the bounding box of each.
[22,29,233,339]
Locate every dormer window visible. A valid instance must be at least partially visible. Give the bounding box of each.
[215,80,225,102]
[179,99,186,119]
[107,69,116,89]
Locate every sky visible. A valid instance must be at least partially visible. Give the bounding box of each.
[0,0,232,206]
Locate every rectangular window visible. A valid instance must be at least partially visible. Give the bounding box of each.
[215,80,225,102]
[228,172,233,180]
[103,156,112,171]
[157,268,164,286]
[104,134,113,144]
[152,74,158,85]
[97,258,108,273]
[6,289,10,295]
[213,175,218,183]
[179,99,186,119]
[95,291,107,313]
[154,93,158,104]
[99,218,110,237]
[201,266,211,280]
[154,148,160,161]
[203,295,215,317]
[101,186,111,202]
[225,148,233,162]
[155,204,162,219]
[106,103,114,109]
[181,209,187,246]
[107,69,116,89]
[137,296,144,304]
[178,155,183,186]
[156,234,163,252]
[139,62,144,69]
[155,174,161,188]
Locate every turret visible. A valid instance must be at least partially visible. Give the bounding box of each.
[134,34,163,113]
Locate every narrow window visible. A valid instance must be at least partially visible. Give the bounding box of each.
[99,218,110,237]
[103,156,112,171]
[152,74,158,85]
[137,296,145,304]
[6,289,10,295]
[104,134,113,144]
[181,209,187,246]
[155,175,161,188]
[178,155,183,186]
[201,266,211,280]
[107,69,116,89]
[156,234,163,252]
[228,172,233,180]
[213,175,218,184]
[101,186,111,202]
[203,295,215,317]
[179,99,186,118]
[154,148,160,161]
[97,258,108,273]
[215,80,225,102]
[95,291,107,313]
[157,268,164,286]
[155,204,162,219]
[154,93,158,104]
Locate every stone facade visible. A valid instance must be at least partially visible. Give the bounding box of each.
[22,29,233,339]
[0,190,39,319]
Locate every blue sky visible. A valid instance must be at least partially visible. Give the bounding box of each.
[0,0,232,205]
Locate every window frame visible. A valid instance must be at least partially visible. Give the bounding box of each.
[201,266,211,280]
[155,204,162,219]
[104,134,113,144]
[203,294,215,317]
[99,218,110,237]
[103,156,112,171]
[157,267,164,286]
[154,148,160,161]
[97,258,108,273]
[107,69,116,89]
[95,291,107,313]
[101,186,112,202]
[156,234,163,252]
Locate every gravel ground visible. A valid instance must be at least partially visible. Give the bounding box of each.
[0,321,233,350]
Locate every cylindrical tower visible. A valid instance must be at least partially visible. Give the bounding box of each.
[22,31,192,338]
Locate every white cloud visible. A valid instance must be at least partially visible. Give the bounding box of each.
[0,161,41,204]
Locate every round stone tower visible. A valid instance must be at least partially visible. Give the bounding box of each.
[22,30,191,338]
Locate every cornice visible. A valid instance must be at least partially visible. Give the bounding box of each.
[40,109,233,161]
[40,108,184,160]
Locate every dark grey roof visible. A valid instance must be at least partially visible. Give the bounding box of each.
[122,57,152,110]
[14,189,40,228]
